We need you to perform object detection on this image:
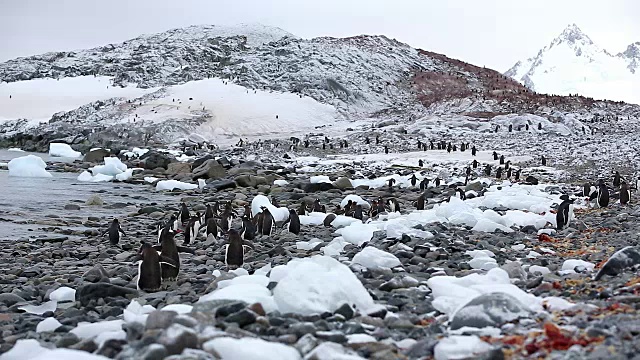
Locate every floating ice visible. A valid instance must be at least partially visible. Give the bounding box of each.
[202,337,301,360]
[156,180,198,191]
[18,300,57,315]
[36,317,62,333]
[49,143,81,158]
[8,155,53,178]
[77,171,113,182]
[351,246,401,269]
[90,157,127,176]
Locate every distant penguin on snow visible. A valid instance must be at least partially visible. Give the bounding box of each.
[556,195,574,230]
[104,219,126,245]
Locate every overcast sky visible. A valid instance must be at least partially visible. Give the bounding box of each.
[1,0,639,71]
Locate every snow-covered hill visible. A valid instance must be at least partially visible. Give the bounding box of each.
[505,24,640,104]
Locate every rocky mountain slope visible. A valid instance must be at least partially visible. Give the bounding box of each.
[1,23,639,152]
[506,24,640,105]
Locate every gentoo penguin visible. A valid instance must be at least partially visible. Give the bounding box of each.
[312,199,324,213]
[471,146,477,156]
[596,180,610,208]
[418,159,424,167]
[620,181,631,205]
[613,171,621,188]
[410,174,418,187]
[496,167,503,179]
[504,161,511,171]
[514,169,521,182]
[206,218,219,240]
[183,213,203,245]
[204,204,214,224]
[178,203,190,225]
[298,201,308,216]
[387,178,396,190]
[499,155,505,165]
[387,198,401,212]
[420,178,430,190]
[434,178,441,187]
[506,167,512,179]
[219,207,234,234]
[583,182,596,198]
[384,146,389,154]
[154,228,181,280]
[240,215,257,240]
[136,242,176,292]
[243,204,252,219]
[455,188,466,200]
[225,229,252,267]
[286,209,301,234]
[353,205,364,220]
[541,155,547,166]
[556,195,574,230]
[484,164,492,176]
[492,151,498,160]
[104,219,126,245]
[260,207,274,236]
[376,197,386,214]
[465,166,472,177]
[472,159,478,168]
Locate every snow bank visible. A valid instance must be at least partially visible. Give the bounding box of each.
[7,148,24,152]
[198,256,379,317]
[351,247,401,269]
[8,155,52,178]
[49,143,81,158]
[156,180,198,191]
[202,337,301,360]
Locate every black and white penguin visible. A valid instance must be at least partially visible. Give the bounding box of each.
[415,193,425,210]
[582,182,596,198]
[596,180,610,208]
[286,209,301,234]
[484,164,492,176]
[541,155,547,166]
[434,177,441,187]
[384,146,389,154]
[240,215,257,240]
[504,161,511,171]
[225,229,248,267]
[353,204,364,220]
[556,195,574,230]
[471,146,477,156]
[206,218,218,240]
[410,174,418,187]
[455,188,466,200]
[104,219,126,246]
[298,202,308,216]
[183,213,203,245]
[204,204,215,224]
[156,228,180,280]
[178,202,190,225]
[376,197,386,215]
[387,198,401,212]
[492,151,498,161]
[499,155,505,165]
[136,242,176,292]
[620,181,631,205]
[420,178,430,190]
[387,178,396,190]
[466,166,471,177]
[312,199,324,213]
[514,169,521,182]
[506,167,512,179]
[260,207,274,236]
[613,171,621,188]
[418,159,424,167]
[496,167,503,179]
[472,159,479,169]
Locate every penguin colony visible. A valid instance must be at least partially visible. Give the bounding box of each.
[108,136,633,292]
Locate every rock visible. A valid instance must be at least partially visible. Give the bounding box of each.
[405,338,438,359]
[224,309,257,327]
[96,339,126,358]
[294,334,319,355]
[141,151,173,170]
[501,261,527,280]
[82,265,110,283]
[85,194,104,206]
[525,176,539,185]
[234,175,267,188]
[191,300,247,316]
[465,181,484,192]
[138,206,164,215]
[0,293,26,306]
[332,177,353,190]
[304,182,335,193]
[64,204,81,210]
[139,344,169,360]
[75,283,138,306]
[83,148,111,163]
[204,180,237,191]
[146,310,178,330]
[192,160,226,180]
[158,324,198,355]
[334,303,355,320]
[594,246,640,280]
[450,293,532,330]
[192,154,215,170]
[166,162,191,175]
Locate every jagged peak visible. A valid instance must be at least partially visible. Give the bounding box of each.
[621,42,640,58]
[552,23,594,46]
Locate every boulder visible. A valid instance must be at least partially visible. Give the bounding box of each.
[192,155,215,170]
[235,175,268,188]
[83,148,111,163]
[192,159,226,180]
[304,182,335,193]
[449,293,531,330]
[141,151,173,170]
[166,162,191,175]
[204,180,237,191]
[85,195,104,206]
[332,177,353,190]
[75,283,138,306]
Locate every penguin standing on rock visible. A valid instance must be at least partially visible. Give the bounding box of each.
[225,229,253,267]
[613,171,621,188]
[240,215,257,240]
[260,207,275,236]
[541,156,547,166]
[387,178,396,191]
[206,218,219,240]
[136,242,177,292]
[387,198,401,212]
[410,174,418,187]
[178,203,190,225]
[596,180,610,208]
[153,228,193,281]
[415,193,425,210]
[556,195,574,230]
[353,205,364,220]
[420,178,430,190]
[284,209,301,234]
[620,181,631,205]
[104,219,126,245]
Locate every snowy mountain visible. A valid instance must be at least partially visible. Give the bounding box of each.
[505,24,640,104]
[1,23,639,151]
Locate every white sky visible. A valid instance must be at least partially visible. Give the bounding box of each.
[1,0,639,71]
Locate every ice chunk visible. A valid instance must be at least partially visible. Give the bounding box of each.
[337,223,375,246]
[202,337,301,360]
[49,287,76,302]
[36,317,62,333]
[0,339,49,360]
[123,300,156,325]
[310,175,331,184]
[156,180,198,191]
[18,300,57,315]
[198,283,277,313]
[49,143,81,158]
[434,335,493,360]
[273,179,289,186]
[562,259,595,272]
[340,195,369,208]
[351,246,401,269]
[8,155,52,178]
[250,195,289,222]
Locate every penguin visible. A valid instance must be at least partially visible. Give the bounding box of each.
[312,199,324,213]
[418,159,424,167]
[504,161,511,171]
[556,195,574,230]
[104,219,126,246]
[596,180,610,208]
[183,213,203,245]
[387,198,401,212]
[323,213,337,227]
[472,159,478,168]
[353,205,364,220]
[136,242,176,292]
[298,201,308,216]
[620,181,631,205]
[154,228,187,280]
[410,174,418,187]
[496,167,503,179]
[471,146,477,156]
[455,188,466,200]
[582,182,595,197]
[541,155,547,166]
[484,164,492,176]
[415,193,425,210]
[260,207,274,236]
[225,229,251,267]
[434,178,441,187]
[506,167,512,179]
[206,217,218,240]
[376,198,386,215]
[384,146,389,154]
[613,171,621,188]
[285,209,301,234]
[204,204,215,224]
[420,178,430,190]
[499,155,505,165]
[178,203,190,225]
[492,151,498,160]
[240,215,257,240]
[514,169,521,182]
[220,209,233,234]
[387,178,396,190]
